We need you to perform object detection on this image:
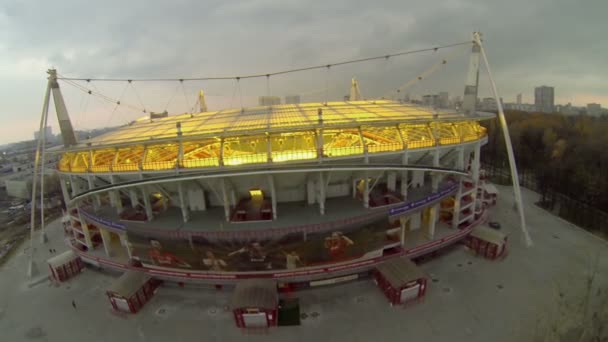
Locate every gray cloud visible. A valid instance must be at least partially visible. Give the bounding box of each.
[0,0,606,143]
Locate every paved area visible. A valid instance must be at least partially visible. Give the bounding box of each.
[0,185,606,342]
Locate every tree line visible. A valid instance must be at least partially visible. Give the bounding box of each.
[481,110,608,237]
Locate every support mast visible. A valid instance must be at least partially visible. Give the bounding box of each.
[27,72,52,278]
[28,69,79,278]
[474,32,533,247]
[349,78,362,101]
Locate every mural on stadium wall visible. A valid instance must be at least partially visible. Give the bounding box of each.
[127,218,400,272]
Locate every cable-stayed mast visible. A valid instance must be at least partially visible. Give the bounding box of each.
[473,32,532,247]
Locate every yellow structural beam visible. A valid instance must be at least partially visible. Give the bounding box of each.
[58,120,486,173]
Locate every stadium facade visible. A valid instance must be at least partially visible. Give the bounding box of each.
[51,91,494,287]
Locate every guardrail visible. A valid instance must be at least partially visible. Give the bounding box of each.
[69,210,487,282]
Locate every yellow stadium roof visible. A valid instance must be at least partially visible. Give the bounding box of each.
[65,100,492,150]
[56,100,494,173]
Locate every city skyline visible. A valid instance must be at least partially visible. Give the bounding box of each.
[1,0,607,144]
[2,83,603,148]
[534,86,555,113]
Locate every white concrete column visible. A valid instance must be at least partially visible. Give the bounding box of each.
[230,188,236,208]
[109,174,123,214]
[188,234,194,250]
[120,233,133,259]
[363,172,370,209]
[129,189,139,208]
[452,176,463,229]
[177,182,190,223]
[83,224,93,248]
[432,204,438,234]
[432,147,441,192]
[78,213,93,247]
[473,143,481,182]
[410,212,421,231]
[432,174,440,192]
[159,186,169,211]
[99,228,113,257]
[141,186,153,222]
[401,152,409,200]
[268,174,277,219]
[60,177,71,203]
[457,146,465,170]
[425,205,437,239]
[69,175,78,197]
[109,185,117,207]
[201,186,207,210]
[387,172,396,192]
[113,192,123,214]
[221,178,231,222]
[187,186,206,211]
[87,175,101,209]
[472,142,481,200]
[434,148,440,167]
[318,172,326,215]
[400,216,407,246]
[307,178,316,205]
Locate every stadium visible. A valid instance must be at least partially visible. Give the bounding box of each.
[35,35,527,319]
[51,87,494,286]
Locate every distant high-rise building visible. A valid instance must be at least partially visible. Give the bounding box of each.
[34,126,53,141]
[481,97,497,111]
[452,95,463,110]
[587,103,602,116]
[438,92,449,108]
[516,93,522,105]
[422,94,439,107]
[258,96,281,106]
[285,95,301,104]
[556,103,580,116]
[534,86,555,113]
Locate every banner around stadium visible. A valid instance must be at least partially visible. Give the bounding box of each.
[80,209,127,230]
[388,182,458,216]
[127,216,396,272]
[79,182,458,236]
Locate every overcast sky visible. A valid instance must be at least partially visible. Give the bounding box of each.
[0,0,605,144]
